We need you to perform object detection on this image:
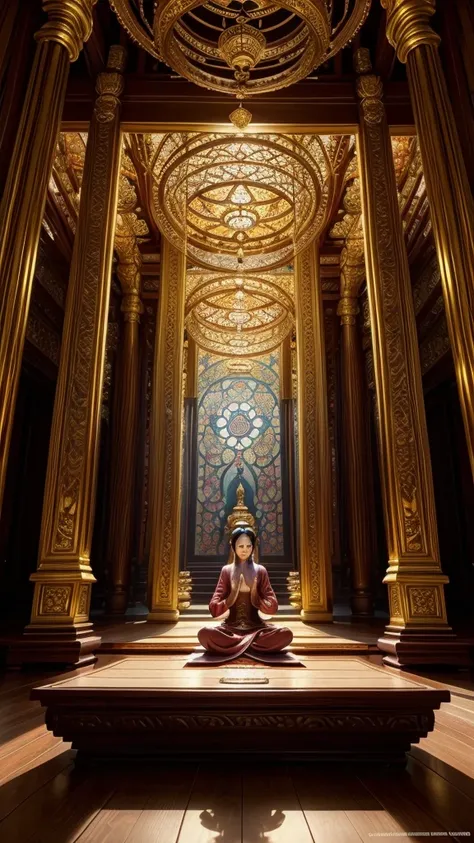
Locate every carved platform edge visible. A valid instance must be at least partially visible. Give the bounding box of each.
[34,702,446,763]
[46,709,434,734]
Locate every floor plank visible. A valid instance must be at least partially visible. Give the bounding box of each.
[358,770,460,841]
[28,771,116,843]
[75,770,153,843]
[242,767,313,843]
[0,750,75,822]
[177,767,242,843]
[124,766,198,843]
[406,755,474,836]
[0,762,93,842]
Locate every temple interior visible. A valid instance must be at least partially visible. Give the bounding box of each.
[1,0,474,840]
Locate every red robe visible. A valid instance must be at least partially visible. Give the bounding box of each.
[197,562,293,663]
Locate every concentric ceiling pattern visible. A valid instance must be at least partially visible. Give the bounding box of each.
[144,132,336,272]
[185,271,294,355]
[110,0,371,97]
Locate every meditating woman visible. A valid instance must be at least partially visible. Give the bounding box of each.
[197,526,293,663]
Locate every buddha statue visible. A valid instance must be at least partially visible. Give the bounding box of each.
[197,526,293,664]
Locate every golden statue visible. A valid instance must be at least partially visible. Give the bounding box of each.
[225,482,259,563]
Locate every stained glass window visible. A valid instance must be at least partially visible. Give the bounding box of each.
[195,352,284,557]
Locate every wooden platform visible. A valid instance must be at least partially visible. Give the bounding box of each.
[98,617,382,655]
[31,655,449,764]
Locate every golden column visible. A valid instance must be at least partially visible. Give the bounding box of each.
[382,0,474,479]
[0,0,95,513]
[9,47,126,668]
[355,49,465,667]
[105,243,143,614]
[280,333,298,570]
[147,239,186,622]
[294,242,333,622]
[337,243,375,616]
[180,335,198,570]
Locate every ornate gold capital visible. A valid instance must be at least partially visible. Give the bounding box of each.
[340,242,365,297]
[356,76,384,124]
[36,0,96,62]
[337,296,359,326]
[116,259,140,294]
[94,46,127,123]
[381,0,440,63]
[354,49,384,124]
[121,293,143,323]
[116,245,143,323]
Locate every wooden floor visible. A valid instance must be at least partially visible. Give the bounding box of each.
[1,656,474,841]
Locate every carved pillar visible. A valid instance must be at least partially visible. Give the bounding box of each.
[8,47,126,668]
[105,245,143,614]
[0,0,95,514]
[294,242,333,622]
[280,334,297,571]
[147,239,186,622]
[382,0,474,480]
[355,49,466,667]
[337,244,375,616]
[180,335,198,571]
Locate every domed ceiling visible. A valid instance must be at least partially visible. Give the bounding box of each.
[145,131,339,272]
[185,270,294,355]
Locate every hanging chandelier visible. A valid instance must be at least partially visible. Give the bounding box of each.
[218,18,267,87]
[109,1,372,98]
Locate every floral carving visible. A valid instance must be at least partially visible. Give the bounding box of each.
[356,66,433,557]
[408,586,438,617]
[52,110,122,551]
[356,74,384,125]
[94,47,126,123]
[41,585,72,615]
[389,584,402,618]
[78,584,90,615]
[53,711,430,732]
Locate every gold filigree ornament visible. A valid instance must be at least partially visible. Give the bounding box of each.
[109,0,371,97]
[185,272,294,357]
[229,103,253,131]
[147,132,335,272]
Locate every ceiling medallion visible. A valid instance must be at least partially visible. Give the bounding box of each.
[224,209,258,230]
[110,1,371,99]
[185,271,294,357]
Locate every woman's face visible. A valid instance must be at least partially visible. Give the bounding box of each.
[234,534,253,562]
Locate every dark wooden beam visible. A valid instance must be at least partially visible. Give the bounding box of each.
[63,78,414,129]
[374,10,397,81]
[82,3,111,77]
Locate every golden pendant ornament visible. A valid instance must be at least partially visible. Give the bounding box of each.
[229,104,253,130]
